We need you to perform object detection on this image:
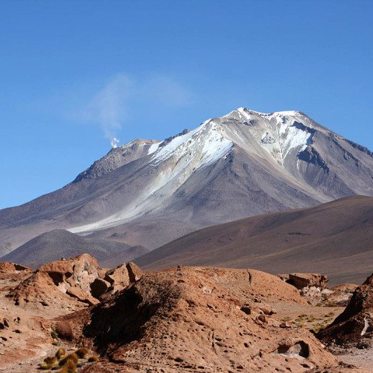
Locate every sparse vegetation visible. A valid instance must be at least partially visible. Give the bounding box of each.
[56,347,66,360]
[37,347,98,372]
[281,310,337,334]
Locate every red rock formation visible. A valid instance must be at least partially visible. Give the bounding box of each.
[64,267,339,372]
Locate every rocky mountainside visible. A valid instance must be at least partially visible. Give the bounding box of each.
[137,196,373,284]
[1,108,373,263]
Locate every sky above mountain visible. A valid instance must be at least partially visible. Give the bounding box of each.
[0,0,372,208]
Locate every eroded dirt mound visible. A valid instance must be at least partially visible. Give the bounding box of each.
[63,267,341,372]
[318,273,373,347]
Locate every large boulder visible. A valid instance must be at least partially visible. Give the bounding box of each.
[104,264,130,292]
[39,253,99,293]
[287,273,328,290]
[126,261,143,282]
[318,273,373,346]
[104,262,143,294]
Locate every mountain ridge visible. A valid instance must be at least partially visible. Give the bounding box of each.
[136,195,373,284]
[1,107,373,263]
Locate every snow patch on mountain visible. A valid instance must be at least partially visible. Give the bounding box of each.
[147,142,161,155]
[151,120,233,169]
[281,125,312,158]
[243,110,313,162]
[197,122,233,167]
[152,129,196,163]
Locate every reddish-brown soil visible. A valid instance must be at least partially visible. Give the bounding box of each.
[0,256,371,372]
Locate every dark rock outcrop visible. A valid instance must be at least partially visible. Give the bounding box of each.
[318,273,373,346]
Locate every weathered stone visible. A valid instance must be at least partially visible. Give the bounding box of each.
[54,320,73,341]
[40,253,99,292]
[66,286,98,305]
[278,339,310,358]
[105,264,130,293]
[240,305,251,315]
[7,254,102,310]
[126,262,143,282]
[288,273,328,290]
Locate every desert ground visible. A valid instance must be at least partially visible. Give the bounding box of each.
[1,254,373,372]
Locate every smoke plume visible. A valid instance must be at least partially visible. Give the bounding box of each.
[110,137,120,149]
[81,73,191,148]
[84,74,131,147]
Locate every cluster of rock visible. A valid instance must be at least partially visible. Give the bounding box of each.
[1,254,373,372]
[61,267,341,372]
[278,270,373,351]
[279,272,355,307]
[6,254,143,311]
[91,261,143,300]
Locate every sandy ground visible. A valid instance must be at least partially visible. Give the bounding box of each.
[334,349,373,372]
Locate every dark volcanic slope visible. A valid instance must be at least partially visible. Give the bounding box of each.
[1,229,148,269]
[136,196,373,284]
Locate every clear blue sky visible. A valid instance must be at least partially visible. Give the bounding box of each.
[1,0,372,208]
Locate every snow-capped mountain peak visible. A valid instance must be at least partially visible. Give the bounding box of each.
[136,107,319,171]
[220,107,316,165]
[78,107,320,185]
[1,107,373,257]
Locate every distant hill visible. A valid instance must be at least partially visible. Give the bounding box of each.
[136,196,373,284]
[1,229,148,268]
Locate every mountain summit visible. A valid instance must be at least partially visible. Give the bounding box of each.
[1,108,373,264]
